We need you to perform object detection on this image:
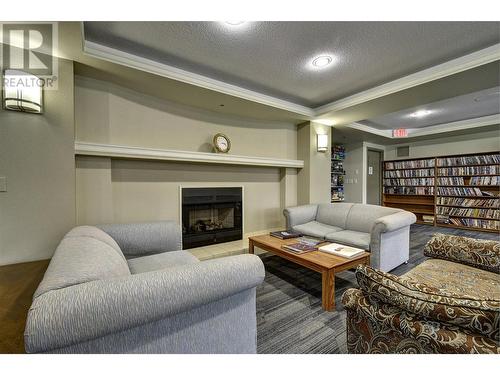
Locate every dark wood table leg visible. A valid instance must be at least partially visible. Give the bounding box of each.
[321,269,335,311]
[249,239,254,254]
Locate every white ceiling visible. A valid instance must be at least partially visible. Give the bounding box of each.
[359,86,500,130]
[83,22,500,107]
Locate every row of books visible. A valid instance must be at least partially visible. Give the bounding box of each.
[384,186,434,195]
[437,187,489,196]
[385,159,434,170]
[436,154,500,167]
[437,197,500,208]
[437,166,499,176]
[436,206,500,220]
[384,169,434,178]
[449,217,500,230]
[470,176,499,186]
[436,177,465,185]
[384,178,434,186]
[331,145,346,160]
[331,175,344,186]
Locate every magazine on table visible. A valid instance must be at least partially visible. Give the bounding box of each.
[318,243,365,258]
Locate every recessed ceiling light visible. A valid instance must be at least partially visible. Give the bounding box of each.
[225,21,245,26]
[409,110,432,118]
[311,55,333,68]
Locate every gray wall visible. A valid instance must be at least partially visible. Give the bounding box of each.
[297,122,332,205]
[0,59,76,265]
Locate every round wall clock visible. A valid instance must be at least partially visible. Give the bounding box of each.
[213,133,231,153]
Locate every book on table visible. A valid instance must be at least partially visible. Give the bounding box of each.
[281,242,318,254]
[318,243,365,258]
[270,230,303,239]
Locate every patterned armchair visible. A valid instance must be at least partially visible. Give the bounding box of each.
[342,233,500,354]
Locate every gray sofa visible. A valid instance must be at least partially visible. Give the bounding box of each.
[284,203,416,272]
[24,221,265,354]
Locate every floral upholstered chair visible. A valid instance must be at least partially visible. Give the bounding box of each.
[342,233,500,354]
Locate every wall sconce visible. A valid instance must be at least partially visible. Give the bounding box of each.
[2,70,43,114]
[317,134,329,152]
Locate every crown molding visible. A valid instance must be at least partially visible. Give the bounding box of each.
[83,40,315,117]
[314,43,500,115]
[82,35,499,125]
[75,141,305,169]
[347,114,500,139]
[347,122,393,138]
[405,114,500,137]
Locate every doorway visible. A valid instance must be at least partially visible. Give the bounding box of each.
[366,149,383,205]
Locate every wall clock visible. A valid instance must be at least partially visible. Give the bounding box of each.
[213,133,231,153]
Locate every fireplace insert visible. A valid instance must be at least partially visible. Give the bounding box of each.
[181,187,242,249]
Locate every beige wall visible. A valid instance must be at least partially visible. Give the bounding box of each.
[0,58,76,265]
[385,127,500,160]
[75,77,298,233]
[297,122,332,205]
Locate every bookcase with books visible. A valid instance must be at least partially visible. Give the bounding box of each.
[383,151,500,233]
[435,152,499,232]
[331,144,345,202]
[383,157,436,225]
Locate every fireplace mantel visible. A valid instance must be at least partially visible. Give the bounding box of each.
[75,142,304,169]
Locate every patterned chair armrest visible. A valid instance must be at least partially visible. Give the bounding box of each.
[353,265,500,342]
[424,233,500,273]
[341,288,500,354]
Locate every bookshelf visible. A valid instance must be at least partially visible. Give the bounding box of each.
[383,151,500,232]
[331,144,345,202]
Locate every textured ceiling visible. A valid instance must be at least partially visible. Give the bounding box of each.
[83,22,500,107]
[359,86,500,130]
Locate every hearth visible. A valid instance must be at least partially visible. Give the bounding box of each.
[181,187,243,249]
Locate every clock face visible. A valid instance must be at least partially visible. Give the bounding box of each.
[213,133,231,153]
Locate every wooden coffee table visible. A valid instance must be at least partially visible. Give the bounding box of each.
[249,234,370,311]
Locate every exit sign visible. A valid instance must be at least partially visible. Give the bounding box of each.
[393,128,408,138]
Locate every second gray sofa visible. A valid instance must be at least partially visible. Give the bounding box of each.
[284,203,416,272]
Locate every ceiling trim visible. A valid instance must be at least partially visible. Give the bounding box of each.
[405,114,500,137]
[82,28,499,121]
[315,43,500,115]
[83,40,315,117]
[347,114,500,139]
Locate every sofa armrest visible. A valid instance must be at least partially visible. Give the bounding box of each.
[25,254,265,353]
[424,233,500,273]
[371,211,416,235]
[341,288,500,354]
[353,264,500,341]
[283,204,318,229]
[98,221,182,257]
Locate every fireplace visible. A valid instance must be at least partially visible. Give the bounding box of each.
[181,187,243,249]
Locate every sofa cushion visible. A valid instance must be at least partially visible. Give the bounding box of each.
[345,204,400,233]
[127,250,200,274]
[316,203,354,229]
[292,221,342,239]
[401,259,500,300]
[34,236,131,298]
[355,264,500,341]
[325,230,371,250]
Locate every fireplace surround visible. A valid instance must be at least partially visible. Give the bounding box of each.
[181,187,243,249]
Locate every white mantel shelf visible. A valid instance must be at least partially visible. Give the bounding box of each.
[74,142,304,169]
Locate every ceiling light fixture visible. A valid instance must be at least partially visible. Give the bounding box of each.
[311,55,333,68]
[409,110,432,118]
